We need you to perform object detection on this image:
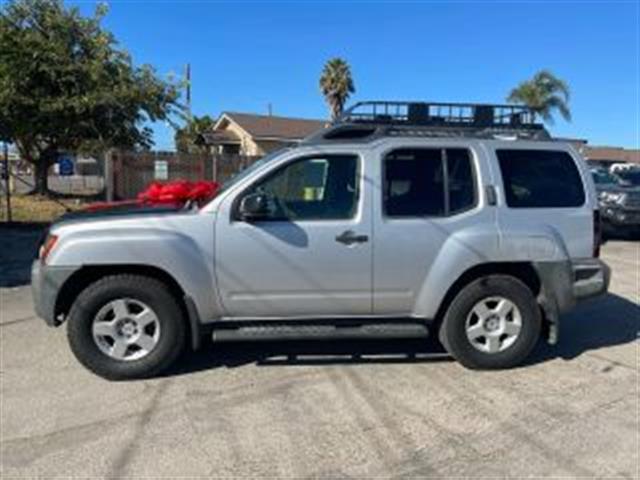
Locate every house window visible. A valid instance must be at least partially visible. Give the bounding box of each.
[222,144,240,155]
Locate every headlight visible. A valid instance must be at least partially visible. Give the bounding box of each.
[602,192,625,204]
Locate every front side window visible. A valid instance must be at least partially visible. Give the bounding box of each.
[246,154,359,220]
[383,148,476,217]
[497,149,585,208]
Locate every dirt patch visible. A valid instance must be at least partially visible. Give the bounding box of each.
[0,195,83,223]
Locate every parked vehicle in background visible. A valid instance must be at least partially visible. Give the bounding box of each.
[32,101,610,380]
[612,165,640,187]
[591,167,640,238]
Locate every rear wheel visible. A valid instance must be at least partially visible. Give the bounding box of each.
[67,275,186,380]
[439,275,541,369]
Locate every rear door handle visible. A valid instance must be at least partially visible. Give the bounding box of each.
[335,230,369,246]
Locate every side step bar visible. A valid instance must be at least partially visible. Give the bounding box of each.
[212,321,430,342]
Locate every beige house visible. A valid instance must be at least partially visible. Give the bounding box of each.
[198,112,327,156]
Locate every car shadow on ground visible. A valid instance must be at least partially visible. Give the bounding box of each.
[166,292,639,377]
[0,223,46,287]
[525,293,639,365]
[165,336,452,377]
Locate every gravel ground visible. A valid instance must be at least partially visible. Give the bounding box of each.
[0,239,638,478]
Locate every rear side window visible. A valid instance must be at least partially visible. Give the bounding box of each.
[497,149,585,208]
[383,148,476,217]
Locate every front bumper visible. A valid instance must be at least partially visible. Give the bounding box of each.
[601,206,640,227]
[31,261,78,326]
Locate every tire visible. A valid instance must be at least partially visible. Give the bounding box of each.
[67,275,186,380]
[439,275,541,370]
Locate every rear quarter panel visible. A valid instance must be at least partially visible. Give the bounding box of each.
[484,141,596,260]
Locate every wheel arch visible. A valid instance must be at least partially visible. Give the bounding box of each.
[432,262,543,328]
[55,264,187,323]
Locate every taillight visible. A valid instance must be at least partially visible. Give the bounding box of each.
[593,210,601,258]
[39,235,58,264]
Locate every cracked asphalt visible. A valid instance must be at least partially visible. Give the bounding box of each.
[1,239,638,478]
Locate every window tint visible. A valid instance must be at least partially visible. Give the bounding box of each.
[248,155,359,220]
[497,150,585,208]
[383,148,475,217]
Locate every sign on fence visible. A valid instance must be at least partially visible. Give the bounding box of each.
[58,155,74,176]
[154,160,169,180]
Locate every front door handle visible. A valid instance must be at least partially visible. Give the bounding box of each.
[335,230,369,246]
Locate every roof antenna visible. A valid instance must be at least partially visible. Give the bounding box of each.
[268,103,273,117]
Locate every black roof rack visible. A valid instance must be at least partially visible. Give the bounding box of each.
[338,100,539,128]
[303,101,551,144]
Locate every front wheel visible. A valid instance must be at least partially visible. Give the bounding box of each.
[67,275,186,380]
[439,275,541,369]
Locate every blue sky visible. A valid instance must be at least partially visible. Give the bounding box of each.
[69,0,638,149]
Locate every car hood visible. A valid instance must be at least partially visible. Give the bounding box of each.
[54,203,190,228]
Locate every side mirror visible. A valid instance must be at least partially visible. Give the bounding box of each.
[238,192,273,220]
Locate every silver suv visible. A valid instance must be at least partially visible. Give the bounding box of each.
[32,101,610,380]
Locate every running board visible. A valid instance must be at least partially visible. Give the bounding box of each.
[212,322,430,342]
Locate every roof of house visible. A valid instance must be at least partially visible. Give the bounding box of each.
[584,146,640,164]
[197,130,241,146]
[216,112,327,141]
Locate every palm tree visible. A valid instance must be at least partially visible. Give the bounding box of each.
[507,70,571,124]
[319,58,355,121]
[174,115,216,153]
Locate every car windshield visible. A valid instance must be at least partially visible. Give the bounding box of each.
[591,170,619,185]
[615,170,640,186]
[212,149,288,198]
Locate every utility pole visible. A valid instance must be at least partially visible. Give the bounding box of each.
[104,149,114,202]
[3,142,11,222]
[185,63,192,121]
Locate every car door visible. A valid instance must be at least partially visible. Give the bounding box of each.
[214,151,372,318]
[372,142,495,316]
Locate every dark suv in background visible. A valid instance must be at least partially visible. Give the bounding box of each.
[591,168,640,238]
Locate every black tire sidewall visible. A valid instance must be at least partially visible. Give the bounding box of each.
[67,275,185,380]
[441,275,541,369]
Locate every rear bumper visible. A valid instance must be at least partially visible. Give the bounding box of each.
[31,261,78,326]
[533,258,610,344]
[572,259,611,301]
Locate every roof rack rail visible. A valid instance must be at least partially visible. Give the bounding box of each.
[336,101,541,130]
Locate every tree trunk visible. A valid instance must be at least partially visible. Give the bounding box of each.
[31,151,56,195]
[32,161,49,195]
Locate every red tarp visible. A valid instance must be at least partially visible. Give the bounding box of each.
[83,180,220,212]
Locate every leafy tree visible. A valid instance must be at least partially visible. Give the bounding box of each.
[507,70,571,124]
[319,58,355,121]
[0,0,183,194]
[174,115,216,153]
